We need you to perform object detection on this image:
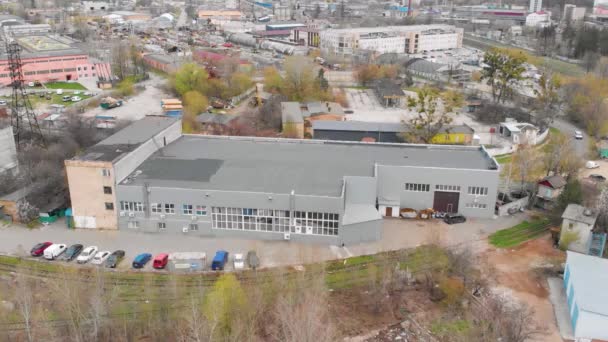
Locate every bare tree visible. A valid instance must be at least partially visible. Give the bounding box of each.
[15,270,36,342]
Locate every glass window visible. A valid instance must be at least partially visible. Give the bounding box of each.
[182,204,193,215]
[189,223,198,231]
[158,222,166,229]
[196,205,207,216]
[105,202,114,210]
[165,203,175,214]
[151,203,162,213]
[103,186,112,194]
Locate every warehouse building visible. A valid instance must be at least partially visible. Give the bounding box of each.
[67,117,499,244]
[319,25,464,56]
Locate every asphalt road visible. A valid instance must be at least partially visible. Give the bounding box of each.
[551,118,588,157]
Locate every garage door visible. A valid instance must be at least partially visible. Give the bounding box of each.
[433,191,459,213]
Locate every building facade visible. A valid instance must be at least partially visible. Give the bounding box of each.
[530,0,543,12]
[67,118,499,245]
[319,25,463,56]
[563,4,586,23]
[563,251,608,341]
[65,117,182,229]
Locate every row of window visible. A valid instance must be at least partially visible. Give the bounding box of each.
[468,187,489,196]
[120,201,144,212]
[465,203,488,209]
[436,184,461,192]
[150,203,207,216]
[127,221,200,231]
[211,207,340,236]
[404,183,431,192]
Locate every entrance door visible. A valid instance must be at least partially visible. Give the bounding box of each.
[66,75,72,81]
[385,207,392,217]
[433,191,459,213]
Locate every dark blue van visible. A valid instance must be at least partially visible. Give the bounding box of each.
[211,250,229,270]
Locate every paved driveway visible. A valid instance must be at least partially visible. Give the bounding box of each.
[0,213,527,270]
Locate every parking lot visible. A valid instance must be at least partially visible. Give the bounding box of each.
[0,213,527,272]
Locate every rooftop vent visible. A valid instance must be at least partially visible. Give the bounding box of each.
[583,209,593,216]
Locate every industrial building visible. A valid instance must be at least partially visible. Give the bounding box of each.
[319,25,464,56]
[0,34,111,86]
[66,117,500,245]
[563,251,608,341]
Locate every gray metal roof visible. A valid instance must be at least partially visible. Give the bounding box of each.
[75,116,179,162]
[566,251,608,315]
[561,204,598,226]
[121,135,497,196]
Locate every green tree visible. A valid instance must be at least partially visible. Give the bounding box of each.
[317,68,329,91]
[228,72,254,97]
[183,91,209,116]
[480,48,527,104]
[172,63,209,96]
[553,180,583,219]
[204,274,248,339]
[400,87,463,144]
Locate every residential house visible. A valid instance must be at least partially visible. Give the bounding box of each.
[498,120,540,145]
[372,80,406,107]
[563,251,608,341]
[312,121,475,145]
[561,204,606,257]
[536,175,566,209]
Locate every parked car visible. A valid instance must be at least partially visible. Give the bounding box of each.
[76,246,99,264]
[444,213,467,225]
[61,244,83,261]
[91,251,111,265]
[56,89,63,95]
[0,100,6,105]
[43,243,67,260]
[152,253,169,269]
[233,253,245,270]
[105,250,125,268]
[30,242,53,257]
[73,91,81,95]
[211,250,229,271]
[589,174,606,182]
[71,96,82,102]
[62,95,71,102]
[586,161,600,169]
[247,250,259,270]
[574,130,584,140]
[132,253,152,269]
[28,81,35,87]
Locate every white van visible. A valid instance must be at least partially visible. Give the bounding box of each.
[43,243,67,260]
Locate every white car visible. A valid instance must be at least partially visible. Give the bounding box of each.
[71,96,82,102]
[0,100,6,105]
[43,243,67,260]
[56,89,63,95]
[76,246,98,264]
[27,82,35,87]
[574,131,584,140]
[91,251,111,265]
[233,253,245,270]
[73,91,81,95]
[586,161,600,169]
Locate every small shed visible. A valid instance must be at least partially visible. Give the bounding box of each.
[372,79,405,108]
[537,175,566,209]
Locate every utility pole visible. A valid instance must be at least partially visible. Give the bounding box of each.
[5,39,45,148]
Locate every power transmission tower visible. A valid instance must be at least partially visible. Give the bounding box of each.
[6,41,46,148]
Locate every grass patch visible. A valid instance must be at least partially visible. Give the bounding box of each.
[29,93,92,108]
[494,154,512,164]
[540,57,585,78]
[489,218,551,248]
[44,82,87,90]
[431,319,470,337]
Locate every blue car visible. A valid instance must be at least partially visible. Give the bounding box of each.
[132,253,152,269]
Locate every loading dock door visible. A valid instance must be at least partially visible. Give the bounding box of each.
[385,207,392,217]
[433,191,459,213]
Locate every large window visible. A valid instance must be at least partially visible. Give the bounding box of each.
[293,211,339,236]
[151,203,162,214]
[120,201,144,212]
[435,185,460,192]
[465,203,487,209]
[468,186,488,196]
[404,183,430,192]
[211,207,338,236]
[182,204,193,215]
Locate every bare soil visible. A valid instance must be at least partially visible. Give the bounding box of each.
[480,234,565,342]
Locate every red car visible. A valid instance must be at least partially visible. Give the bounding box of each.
[30,242,53,256]
[152,253,169,269]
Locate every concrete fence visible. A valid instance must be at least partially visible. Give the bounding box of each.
[496,196,529,216]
